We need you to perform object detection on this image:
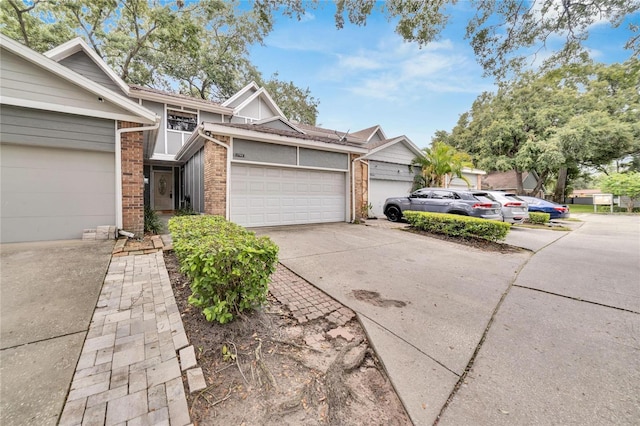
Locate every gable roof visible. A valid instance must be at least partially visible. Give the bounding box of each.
[292,122,368,144]
[221,81,260,108]
[230,87,287,119]
[254,116,306,134]
[44,37,130,95]
[364,135,423,158]
[351,125,387,142]
[1,34,157,124]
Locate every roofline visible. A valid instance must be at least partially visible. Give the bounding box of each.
[176,122,368,161]
[365,135,424,159]
[44,37,131,96]
[2,34,157,124]
[254,116,307,134]
[461,167,486,175]
[221,81,260,107]
[129,87,234,115]
[233,87,287,119]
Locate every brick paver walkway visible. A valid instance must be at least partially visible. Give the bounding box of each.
[59,252,192,426]
[270,264,355,326]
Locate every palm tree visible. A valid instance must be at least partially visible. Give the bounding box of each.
[411,142,474,190]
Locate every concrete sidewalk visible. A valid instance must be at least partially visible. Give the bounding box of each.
[261,217,640,425]
[1,240,113,426]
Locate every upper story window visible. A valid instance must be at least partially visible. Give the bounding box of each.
[167,109,197,132]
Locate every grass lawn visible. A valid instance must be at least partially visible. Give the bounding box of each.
[568,204,595,213]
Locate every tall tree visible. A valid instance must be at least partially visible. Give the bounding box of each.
[446,59,640,199]
[1,0,319,122]
[258,0,640,79]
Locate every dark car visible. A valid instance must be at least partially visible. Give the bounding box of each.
[383,188,503,222]
[519,196,570,219]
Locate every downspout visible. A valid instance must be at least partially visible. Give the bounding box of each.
[115,119,160,230]
[197,127,230,220]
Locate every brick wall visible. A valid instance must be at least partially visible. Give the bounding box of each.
[203,135,229,217]
[119,121,144,236]
[351,155,368,220]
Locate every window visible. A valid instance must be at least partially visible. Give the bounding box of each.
[167,109,197,132]
[431,190,456,199]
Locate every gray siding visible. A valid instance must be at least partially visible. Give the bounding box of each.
[59,51,124,94]
[200,111,222,123]
[233,139,296,165]
[239,97,277,120]
[141,100,167,155]
[369,132,383,143]
[370,160,415,182]
[523,173,538,191]
[225,89,256,108]
[299,148,348,170]
[0,105,115,152]
[183,148,204,213]
[1,49,136,117]
[368,142,416,164]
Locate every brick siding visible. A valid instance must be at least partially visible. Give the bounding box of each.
[203,135,229,217]
[119,121,144,236]
[351,155,368,220]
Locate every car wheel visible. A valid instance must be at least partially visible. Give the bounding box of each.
[386,206,401,222]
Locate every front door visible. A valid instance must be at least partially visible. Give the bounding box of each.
[153,171,173,210]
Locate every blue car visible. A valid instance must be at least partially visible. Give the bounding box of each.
[519,196,570,219]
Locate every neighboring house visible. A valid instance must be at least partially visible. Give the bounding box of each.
[0,35,472,242]
[447,167,486,190]
[482,170,544,197]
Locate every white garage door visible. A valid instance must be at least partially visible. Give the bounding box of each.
[230,164,346,227]
[369,179,413,217]
[0,144,115,243]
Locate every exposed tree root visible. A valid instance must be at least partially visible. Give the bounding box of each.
[255,338,278,391]
[325,337,366,424]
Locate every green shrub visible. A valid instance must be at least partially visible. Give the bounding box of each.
[144,205,162,234]
[595,205,640,213]
[403,211,510,242]
[528,212,550,224]
[168,215,279,324]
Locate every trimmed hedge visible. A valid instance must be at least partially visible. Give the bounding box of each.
[168,215,279,324]
[528,212,550,224]
[404,210,510,242]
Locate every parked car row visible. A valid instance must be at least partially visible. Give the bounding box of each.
[383,188,569,222]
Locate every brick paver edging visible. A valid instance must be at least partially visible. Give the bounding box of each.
[59,252,192,426]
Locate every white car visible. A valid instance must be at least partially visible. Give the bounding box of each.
[484,191,530,224]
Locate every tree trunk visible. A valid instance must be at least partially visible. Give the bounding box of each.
[530,170,549,197]
[515,169,524,194]
[553,167,568,203]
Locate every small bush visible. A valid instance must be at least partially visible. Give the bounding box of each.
[595,205,640,213]
[144,206,162,234]
[528,212,550,224]
[403,211,510,242]
[168,215,279,324]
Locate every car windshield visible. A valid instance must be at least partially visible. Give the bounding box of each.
[474,195,495,204]
[506,195,525,203]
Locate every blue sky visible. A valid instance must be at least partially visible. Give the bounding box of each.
[249,3,638,149]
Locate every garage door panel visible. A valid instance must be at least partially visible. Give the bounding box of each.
[230,164,345,227]
[369,179,413,218]
[1,145,115,242]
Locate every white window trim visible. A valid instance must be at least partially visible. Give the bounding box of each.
[164,104,199,155]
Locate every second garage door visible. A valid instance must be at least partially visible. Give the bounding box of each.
[230,164,346,227]
[369,179,413,218]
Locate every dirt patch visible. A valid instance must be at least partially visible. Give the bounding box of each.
[165,252,411,425]
[352,290,407,308]
[404,227,526,253]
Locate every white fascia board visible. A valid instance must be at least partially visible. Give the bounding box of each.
[44,37,131,95]
[373,126,387,141]
[0,96,156,124]
[131,89,233,115]
[462,167,487,175]
[366,136,423,159]
[201,123,368,154]
[1,34,157,124]
[175,128,205,162]
[234,88,287,119]
[254,116,307,134]
[222,81,260,107]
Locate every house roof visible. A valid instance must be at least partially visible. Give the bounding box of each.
[291,122,368,144]
[1,34,157,124]
[216,122,366,147]
[482,170,535,189]
[364,136,424,159]
[128,85,233,115]
[44,37,131,95]
[351,125,387,142]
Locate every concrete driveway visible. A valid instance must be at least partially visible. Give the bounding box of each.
[259,215,640,425]
[1,240,113,425]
